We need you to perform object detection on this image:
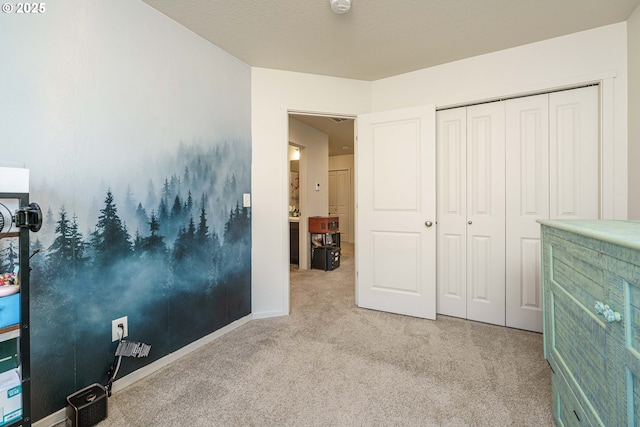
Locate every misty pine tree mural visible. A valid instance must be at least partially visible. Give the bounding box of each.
[26,141,251,419]
[0,0,255,421]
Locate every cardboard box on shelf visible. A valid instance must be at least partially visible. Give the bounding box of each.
[0,369,21,426]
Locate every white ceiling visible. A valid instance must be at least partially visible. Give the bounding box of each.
[291,114,355,156]
[140,0,640,154]
[141,0,640,81]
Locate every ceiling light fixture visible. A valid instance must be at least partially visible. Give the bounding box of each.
[330,0,351,14]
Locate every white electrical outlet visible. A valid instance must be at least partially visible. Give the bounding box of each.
[111,316,128,342]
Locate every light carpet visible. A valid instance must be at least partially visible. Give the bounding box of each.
[84,242,554,426]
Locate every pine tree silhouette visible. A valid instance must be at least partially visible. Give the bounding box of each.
[91,190,131,268]
[44,208,88,285]
[142,211,166,256]
[135,202,149,236]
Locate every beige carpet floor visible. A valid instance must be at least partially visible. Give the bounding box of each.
[87,242,554,426]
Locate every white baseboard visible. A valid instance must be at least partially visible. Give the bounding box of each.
[251,309,288,319]
[34,313,253,427]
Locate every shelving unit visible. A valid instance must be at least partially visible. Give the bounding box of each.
[0,190,32,427]
[309,216,341,271]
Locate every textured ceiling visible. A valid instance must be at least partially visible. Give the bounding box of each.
[291,114,355,157]
[141,0,640,81]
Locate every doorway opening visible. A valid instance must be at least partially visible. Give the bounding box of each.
[287,112,356,311]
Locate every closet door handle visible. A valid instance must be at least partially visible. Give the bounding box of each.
[425,220,433,227]
[467,221,472,225]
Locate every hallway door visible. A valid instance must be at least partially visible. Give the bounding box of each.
[329,169,350,243]
[356,105,437,319]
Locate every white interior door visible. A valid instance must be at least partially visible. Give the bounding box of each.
[465,102,506,326]
[329,169,351,243]
[357,105,437,319]
[436,102,506,326]
[434,86,599,332]
[504,86,598,332]
[505,94,549,332]
[549,86,600,220]
[436,107,467,318]
[329,170,337,215]
[336,169,350,243]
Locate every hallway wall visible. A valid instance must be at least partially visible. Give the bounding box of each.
[289,118,330,269]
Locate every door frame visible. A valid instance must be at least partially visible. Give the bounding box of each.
[285,109,357,313]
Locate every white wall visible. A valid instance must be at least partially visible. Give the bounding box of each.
[629,6,640,219]
[289,118,330,269]
[251,68,371,318]
[373,23,628,220]
[329,154,355,243]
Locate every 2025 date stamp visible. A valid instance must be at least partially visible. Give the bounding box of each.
[2,2,46,13]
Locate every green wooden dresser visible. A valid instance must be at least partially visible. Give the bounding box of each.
[539,220,640,426]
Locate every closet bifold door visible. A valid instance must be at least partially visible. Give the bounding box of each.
[504,86,599,332]
[437,85,599,332]
[505,94,549,332]
[465,102,506,326]
[436,107,467,318]
[548,86,599,221]
[436,102,506,326]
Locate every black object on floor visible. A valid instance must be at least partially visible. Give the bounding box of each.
[66,383,107,427]
[311,246,341,271]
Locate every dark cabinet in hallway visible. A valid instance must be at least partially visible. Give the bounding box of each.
[290,221,299,264]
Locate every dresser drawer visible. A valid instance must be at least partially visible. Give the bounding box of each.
[545,296,606,427]
[545,231,605,312]
[551,366,596,427]
[626,283,640,426]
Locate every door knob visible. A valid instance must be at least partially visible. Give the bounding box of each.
[425,221,433,227]
[468,221,472,225]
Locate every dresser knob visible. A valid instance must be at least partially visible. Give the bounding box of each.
[595,301,622,323]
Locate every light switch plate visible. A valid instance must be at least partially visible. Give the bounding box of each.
[243,193,251,207]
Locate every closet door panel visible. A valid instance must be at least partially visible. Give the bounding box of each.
[505,94,549,332]
[436,108,467,317]
[549,86,599,220]
[466,102,506,326]
[435,86,600,332]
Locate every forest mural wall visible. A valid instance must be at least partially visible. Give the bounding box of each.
[0,0,251,421]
